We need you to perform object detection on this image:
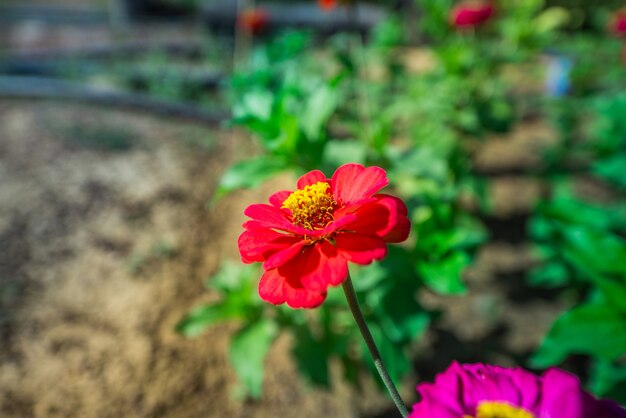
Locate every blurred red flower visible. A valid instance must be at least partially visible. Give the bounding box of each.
[450,1,494,29]
[237,8,270,35]
[609,8,626,37]
[238,164,410,309]
[318,0,337,11]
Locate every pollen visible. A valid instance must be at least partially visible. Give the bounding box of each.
[473,401,536,418]
[282,181,337,230]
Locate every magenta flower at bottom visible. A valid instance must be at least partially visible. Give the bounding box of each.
[410,362,626,418]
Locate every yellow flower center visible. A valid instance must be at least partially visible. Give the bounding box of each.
[282,181,337,230]
[463,401,536,418]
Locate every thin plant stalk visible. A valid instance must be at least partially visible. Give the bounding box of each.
[342,274,409,418]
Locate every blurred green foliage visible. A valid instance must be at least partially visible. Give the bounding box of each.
[529,91,626,402]
[176,0,626,404]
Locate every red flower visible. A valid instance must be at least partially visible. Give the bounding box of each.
[609,8,626,37]
[238,164,411,309]
[318,0,337,11]
[238,8,270,35]
[450,1,494,29]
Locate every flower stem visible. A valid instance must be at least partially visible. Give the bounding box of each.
[342,275,409,418]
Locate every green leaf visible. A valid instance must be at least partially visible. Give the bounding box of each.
[589,359,626,403]
[533,7,569,33]
[292,327,330,387]
[322,139,367,168]
[301,84,338,140]
[215,157,288,198]
[562,227,626,278]
[531,302,626,368]
[207,261,253,292]
[377,284,431,343]
[593,276,626,314]
[417,251,470,295]
[176,303,233,337]
[235,90,273,121]
[593,154,626,189]
[230,318,278,399]
[527,262,570,288]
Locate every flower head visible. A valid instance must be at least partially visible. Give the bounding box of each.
[318,0,337,11]
[450,1,494,29]
[410,362,626,418]
[238,8,270,35]
[238,164,410,309]
[609,7,626,37]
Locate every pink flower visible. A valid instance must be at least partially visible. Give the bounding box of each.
[609,8,626,37]
[238,164,410,309]
[450,1,494,29]
[410,362,626,418]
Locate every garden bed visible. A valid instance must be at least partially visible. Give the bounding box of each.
[0,100,571,417]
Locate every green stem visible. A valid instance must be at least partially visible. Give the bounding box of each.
[342,275,409,418]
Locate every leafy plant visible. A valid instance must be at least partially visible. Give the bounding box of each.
[178,255,432,398]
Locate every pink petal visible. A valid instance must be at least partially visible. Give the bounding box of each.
[238,228,300,263]
[300,241,349,292]
[335,233,387,264]
[263,240,307,270]
[258,268,286,305]
[269,190,292,209]
[459,364,494,408]
[297,170,328,189]
[410,390,463,418]
[510,367,541,411]
[452,3,493,27]
[539,368,584,418]
[331,164,389,206]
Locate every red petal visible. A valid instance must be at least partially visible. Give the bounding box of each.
[283,277,327,308]
[331,164,388,205]
[346,194,410,243]
[263,240,306,270]
[335,233,387,264]
[261,266,328,308]
[244,203,308,234]
[258,269,286,305]
[277,256,328,308]
[238,228,300,263]
[300,241,349,292]
[297,170,328,189]
[269,190,292,209]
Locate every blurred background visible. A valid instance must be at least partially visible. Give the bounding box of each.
[1,1,625,417]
